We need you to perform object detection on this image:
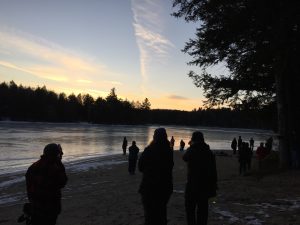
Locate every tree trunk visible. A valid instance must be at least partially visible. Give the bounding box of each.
[275,71,290,169]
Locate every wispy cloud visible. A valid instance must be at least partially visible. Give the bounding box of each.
[168,95,189,100]
[0,28,108,83]
[131,0,174,84]
[0,60,68,82]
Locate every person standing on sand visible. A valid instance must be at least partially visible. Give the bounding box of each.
[170,136,175,150]
[180,139,186,151]
[249,138,254,151]
[238,136,243,151]
[128,141,139,175]
[138,128,173,225]
[183,131,217,225]
[231,138,237,154]
[122,137,128,155]
[26,143,68,225]
[238,142,248,175]
[265,137,273,154]
[245,142,253,170]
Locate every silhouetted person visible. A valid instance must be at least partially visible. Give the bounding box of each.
[249,138,254,151]
[238,142,247,175]
[138,128,173,225]
[231,138,237,155]
[122,137,128,155]
[256,142,268,169]
[237,136,242,151]
[183,131,217,225]
[128,141,139,175]
[265,137,273,154]
[180,139,186,151]
[245,142,253,170]
[26,143,68,225]
[170,136,175,150]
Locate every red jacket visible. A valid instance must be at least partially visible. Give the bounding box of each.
[256,146,268,160]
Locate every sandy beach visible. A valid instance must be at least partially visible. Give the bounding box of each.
[1,151,300,225]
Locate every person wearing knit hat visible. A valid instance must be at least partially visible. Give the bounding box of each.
[183,131,217,225]
[138,128,173,225]
[25,143,68,225]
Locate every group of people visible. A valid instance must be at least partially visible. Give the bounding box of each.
[23,129,217,225]
[231,136,274,174]
[122,136,188,175]
[138,128,217,225]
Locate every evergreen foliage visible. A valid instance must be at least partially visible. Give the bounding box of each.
[0,81,274,129]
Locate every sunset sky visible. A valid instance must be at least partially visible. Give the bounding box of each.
[0,0,226,110]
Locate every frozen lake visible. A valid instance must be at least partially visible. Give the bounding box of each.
[0,121,275,175]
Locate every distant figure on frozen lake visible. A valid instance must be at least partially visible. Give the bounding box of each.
[128,141,139,175]
[180,139,186,151]
[25,143,68,225]
[183,131,217,225]
[122,137,128,155]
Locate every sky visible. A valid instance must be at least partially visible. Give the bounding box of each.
[0,0,213,111]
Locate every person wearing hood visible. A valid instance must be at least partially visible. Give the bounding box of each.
[183,131,217,225]
[138,128,174,225]
[25,143,68,225]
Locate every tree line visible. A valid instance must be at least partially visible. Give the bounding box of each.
[0,81,275,129]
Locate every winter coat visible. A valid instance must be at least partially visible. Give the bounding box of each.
[26,157,68,215]
[183,142,217,198]
[138,141,173,196]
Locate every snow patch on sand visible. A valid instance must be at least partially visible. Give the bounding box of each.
[0,192,25,205]
[0,176,25,188]
[67,159,127,172]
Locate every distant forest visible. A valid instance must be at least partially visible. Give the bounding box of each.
[0,81,276,129]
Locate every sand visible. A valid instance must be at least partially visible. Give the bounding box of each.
[1,151,300,225]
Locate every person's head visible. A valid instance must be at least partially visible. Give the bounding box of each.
[260,142,264,147]
[132,141,136,146]
[191,131,204,144]
[42,143,61,162]
[153,128,168,143]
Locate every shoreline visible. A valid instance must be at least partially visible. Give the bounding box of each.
[1,151,299,225]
